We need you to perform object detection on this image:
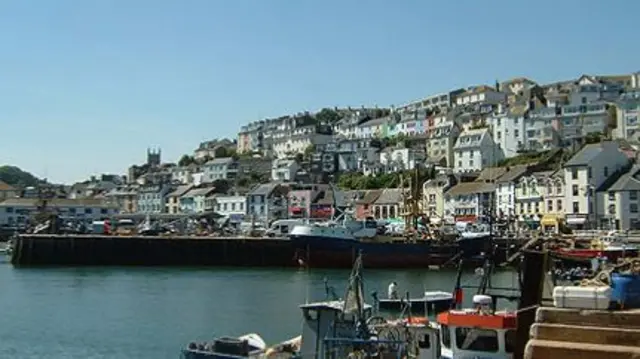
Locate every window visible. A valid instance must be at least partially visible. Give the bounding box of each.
[609,192,615,201]
[572,169,578,180]
[5,207,13,213]
[573,201,579,213]
[514,129,519,137]
[455,327,498,352]
[557,200,563,211]
[505,330,516,353]
[100,208,108,214]
[469,160,474,167]
[588,168,592,179]
[631,191,638,201]
[441,325,451,349]
[604,167,609,177]
[85,208,92,214]
[572,185,579,196]
[547,200,553,211]
[581,96,587,104]
[632,204,639,213]
[418,334,431,349]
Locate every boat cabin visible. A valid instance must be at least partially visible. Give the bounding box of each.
[298,300,373,359]
[436,295,516,359]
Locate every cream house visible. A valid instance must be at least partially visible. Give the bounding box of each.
[515,171,550,227]
[422,174,456,221]
[540,170,566,231]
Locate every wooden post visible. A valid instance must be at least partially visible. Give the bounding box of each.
[515,249,547,359]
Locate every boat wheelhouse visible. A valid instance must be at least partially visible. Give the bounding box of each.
[437,294,517,359]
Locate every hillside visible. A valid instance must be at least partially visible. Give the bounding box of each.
[0,165,41,188]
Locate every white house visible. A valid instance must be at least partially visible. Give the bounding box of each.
[494,165,529,218]
[171,165,202,185]
[612,99,640,142]
[444,181,496,222]
[602,165,640,230]
[0,198,118,227]
[563,141,630,228]
[271,159,300,181]
[379,148,425,173]
[490,107,526,157]
[179,187,216,214]
[453,128,503,173]
[206,194,247,223]
[202,157,238,182]
[455,85,506,107]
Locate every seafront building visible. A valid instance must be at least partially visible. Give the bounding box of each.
[6,72,640,230]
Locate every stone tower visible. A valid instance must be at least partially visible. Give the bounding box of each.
[147,147,161,166]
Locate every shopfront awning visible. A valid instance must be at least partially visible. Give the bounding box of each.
[566,217,587,225]
[541,214,564,226]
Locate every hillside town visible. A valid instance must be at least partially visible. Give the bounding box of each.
[2,72,640,232]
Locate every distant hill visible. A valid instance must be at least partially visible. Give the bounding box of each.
[0,166,41,188]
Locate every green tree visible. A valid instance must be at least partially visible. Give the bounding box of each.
[211,179,231,194]
[303,144,316,159]
[178,155,194,167]
[0,166,41,187]
[315,108,342,124]
[214,146,229,158]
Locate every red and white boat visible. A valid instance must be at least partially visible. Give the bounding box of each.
[436,294,517,359]
[553,231,638,263]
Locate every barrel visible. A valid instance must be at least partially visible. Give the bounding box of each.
[611,273,640,309]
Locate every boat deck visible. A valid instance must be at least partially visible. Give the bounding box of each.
[525,307,640,359]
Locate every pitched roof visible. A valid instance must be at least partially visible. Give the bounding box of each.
[564,143,606,167]
[605,165,640,192]
[446,182,496,196]
[374,188,402,205]
[168,185,192,197]
[182,187,216,197]
[356,190,383,204]
[205,157,234,165]
[249,183,279,196]
[0,181,16,191]
[495,165,529,183]
[476,167,508,182]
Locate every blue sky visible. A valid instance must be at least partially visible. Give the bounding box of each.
[0,0,637,184]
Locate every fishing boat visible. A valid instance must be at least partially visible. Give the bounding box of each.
[182,333,268,359]
[552,232,638,263]
[374,290,453,314]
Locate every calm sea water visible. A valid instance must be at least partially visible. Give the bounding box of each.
[0,260,518,359]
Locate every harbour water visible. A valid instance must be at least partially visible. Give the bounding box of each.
[0,262,519,358]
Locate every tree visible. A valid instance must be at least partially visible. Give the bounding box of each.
[211,179,231,194]
[0,166,41,187]
[303,144,316,160]
[315,108,342,124]
[178,155,194,167]
[214,146,229,158]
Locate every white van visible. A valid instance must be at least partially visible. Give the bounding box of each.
[266,219,305,237]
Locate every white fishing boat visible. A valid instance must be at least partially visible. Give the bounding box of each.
[182,333,268,359]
